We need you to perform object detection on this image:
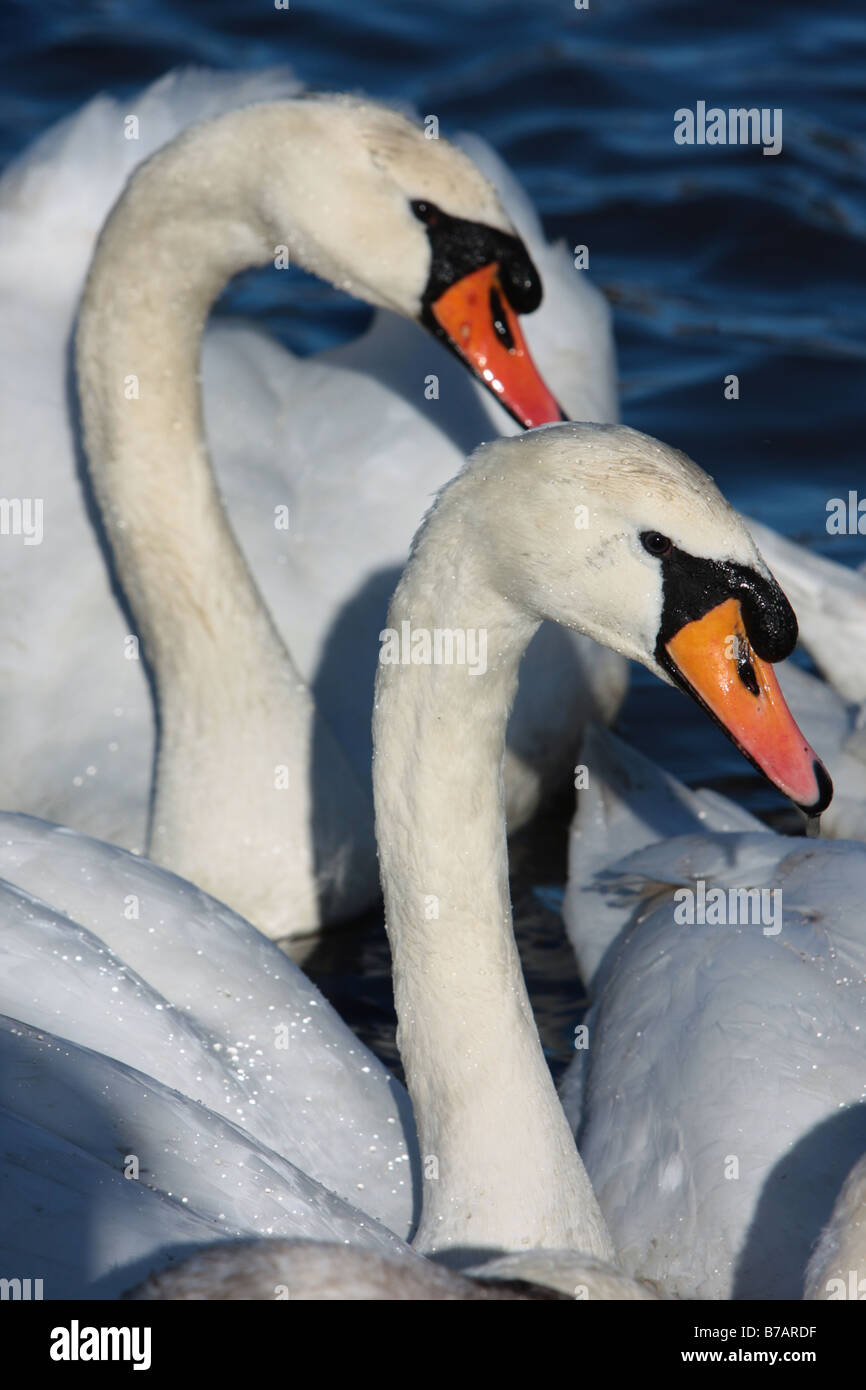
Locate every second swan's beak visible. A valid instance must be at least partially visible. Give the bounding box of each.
[429,263,566,428]
[663,596,833,815]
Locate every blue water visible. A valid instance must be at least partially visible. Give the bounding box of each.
[1,0,864,1069]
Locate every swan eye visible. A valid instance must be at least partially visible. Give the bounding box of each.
[641,531,672,558]
[411,200,439,226]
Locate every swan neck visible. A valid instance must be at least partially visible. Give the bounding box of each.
[373,512,614,1263]
[73,106,376,932]
[74,113,287,671]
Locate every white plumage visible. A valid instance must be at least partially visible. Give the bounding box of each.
[563,726,866,1299]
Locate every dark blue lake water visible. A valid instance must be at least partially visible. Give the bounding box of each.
[1,0,864,1070]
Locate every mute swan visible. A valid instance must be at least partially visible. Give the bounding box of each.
[804,1153,866,1300]
[561,725,865,1300]
[76,89,585,941]
[0,70,623,941]
[372,421,829,1262]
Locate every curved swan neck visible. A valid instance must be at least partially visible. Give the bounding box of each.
[74,103,378,933]
[75,106,305,669]
[373,504,614,1264]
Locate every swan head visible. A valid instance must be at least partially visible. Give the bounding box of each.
[261,96,565,427]
[457,422,833,815]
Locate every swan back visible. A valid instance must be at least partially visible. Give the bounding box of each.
[0,813,415,1234]
[558,736,866,1298]
[125,1239,658,1300]
[804,1154,866,1300]
[0,1015,411,1299]
[124,1240,552,1300]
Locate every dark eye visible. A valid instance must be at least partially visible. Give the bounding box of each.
[641,531,672,557]
[411,199,439,226]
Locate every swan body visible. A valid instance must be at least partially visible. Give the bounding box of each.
[562,726,866,1299]
[462,1250,659,1300]
[804,1153,866,1300]
[0,812,639,1300]
[373,421,829,1265]
[0,814,416,1239]
[125,1239,656,1300]
[3,1007,646,1300]
[0,71,306,854]
[0,1013,415,1300]
[125,1240,534,1301]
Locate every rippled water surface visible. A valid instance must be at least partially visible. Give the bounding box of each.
[2,0,864,1073]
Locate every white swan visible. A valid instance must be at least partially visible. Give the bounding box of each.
[561,724,865,1299]
[0,69,623,942]
[372,421,829,1262]
[76,90,585,941]
[1,420,826,1298]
